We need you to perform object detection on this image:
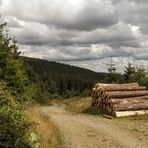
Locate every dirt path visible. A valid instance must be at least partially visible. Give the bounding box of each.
[37,104,147,148]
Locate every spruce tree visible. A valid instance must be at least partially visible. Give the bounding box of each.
[0,23,33,102]
[124,62,135,82]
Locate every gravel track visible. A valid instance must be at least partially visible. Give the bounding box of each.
[37,104,147,148]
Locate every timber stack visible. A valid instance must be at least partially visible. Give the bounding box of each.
[91,83,148,117]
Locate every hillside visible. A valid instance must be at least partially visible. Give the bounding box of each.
[24,57,109,100]
[25,57,108,81]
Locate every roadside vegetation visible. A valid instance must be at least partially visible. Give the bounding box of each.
[26,106,62,148]
[0,81,34,147]
[0,23,37,147]
[0,23,63,147]
[24,55,148,105]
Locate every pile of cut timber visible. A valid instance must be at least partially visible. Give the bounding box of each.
[91,83,148,117]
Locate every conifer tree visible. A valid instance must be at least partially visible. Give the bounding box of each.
[0,23,33,101]
[124,62,135,82]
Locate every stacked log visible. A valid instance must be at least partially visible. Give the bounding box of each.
[91,83,148,117]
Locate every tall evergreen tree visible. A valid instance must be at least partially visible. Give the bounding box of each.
[0,23,33,102]
[124,62,135,82]
[0,23,38,147]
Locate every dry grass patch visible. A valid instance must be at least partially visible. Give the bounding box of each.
[59,97,107,115]
[26,106,62,148]
[63,97,91,113]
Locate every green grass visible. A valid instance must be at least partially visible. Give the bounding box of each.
[58,97,109,116]
[82,107,109,115]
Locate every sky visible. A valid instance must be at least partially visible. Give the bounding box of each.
[0,0,148,72]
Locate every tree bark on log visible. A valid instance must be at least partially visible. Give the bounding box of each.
[114,103,148,111]
[115,110,148,117]
[110,95,148,104]
[105,90,148,98]
[100,86,146,91]
[91,83,148,117]
[95,83,139,88]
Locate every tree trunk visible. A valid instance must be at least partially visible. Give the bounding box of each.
[114,103,148,111]
[110,95,148,104]
[115,110,148,117]
[100,86,146,91]
[105,90,148,98]
[95,83,139,88]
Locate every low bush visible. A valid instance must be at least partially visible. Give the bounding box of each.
[0,81,36,147]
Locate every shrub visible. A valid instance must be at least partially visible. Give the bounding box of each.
[0,81,34,147]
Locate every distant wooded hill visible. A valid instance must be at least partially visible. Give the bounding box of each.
[24,57,109,100]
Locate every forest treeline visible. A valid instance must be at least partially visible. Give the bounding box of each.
[23,56,148,103]
[22,56,148,105]
[24,57,111,101]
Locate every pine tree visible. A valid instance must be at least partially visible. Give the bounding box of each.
[0,23,33,101]
[124,62,135,82]
[0,23,36,147]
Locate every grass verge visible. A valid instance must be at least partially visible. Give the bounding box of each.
[26,106,62,148]
[51,97,108,116]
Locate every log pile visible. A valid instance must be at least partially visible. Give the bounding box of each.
[91,83,148,117]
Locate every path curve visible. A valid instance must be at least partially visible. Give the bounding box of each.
[37,104,147,148]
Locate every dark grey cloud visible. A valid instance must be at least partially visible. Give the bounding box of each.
[3,0,118,31]
[112,0,148,35]
[12,22,139,49]
[70,23,139,48]
[51,1,118,31]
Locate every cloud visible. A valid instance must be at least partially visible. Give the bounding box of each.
[5,17,22,28]
[112,0,148,35]
[1,0,148,72]
[2,0,118,31]
[10,21,139,49]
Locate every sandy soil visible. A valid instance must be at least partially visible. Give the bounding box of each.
[37,104,148,148]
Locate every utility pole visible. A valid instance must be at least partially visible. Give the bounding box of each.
[106,58,116,74]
